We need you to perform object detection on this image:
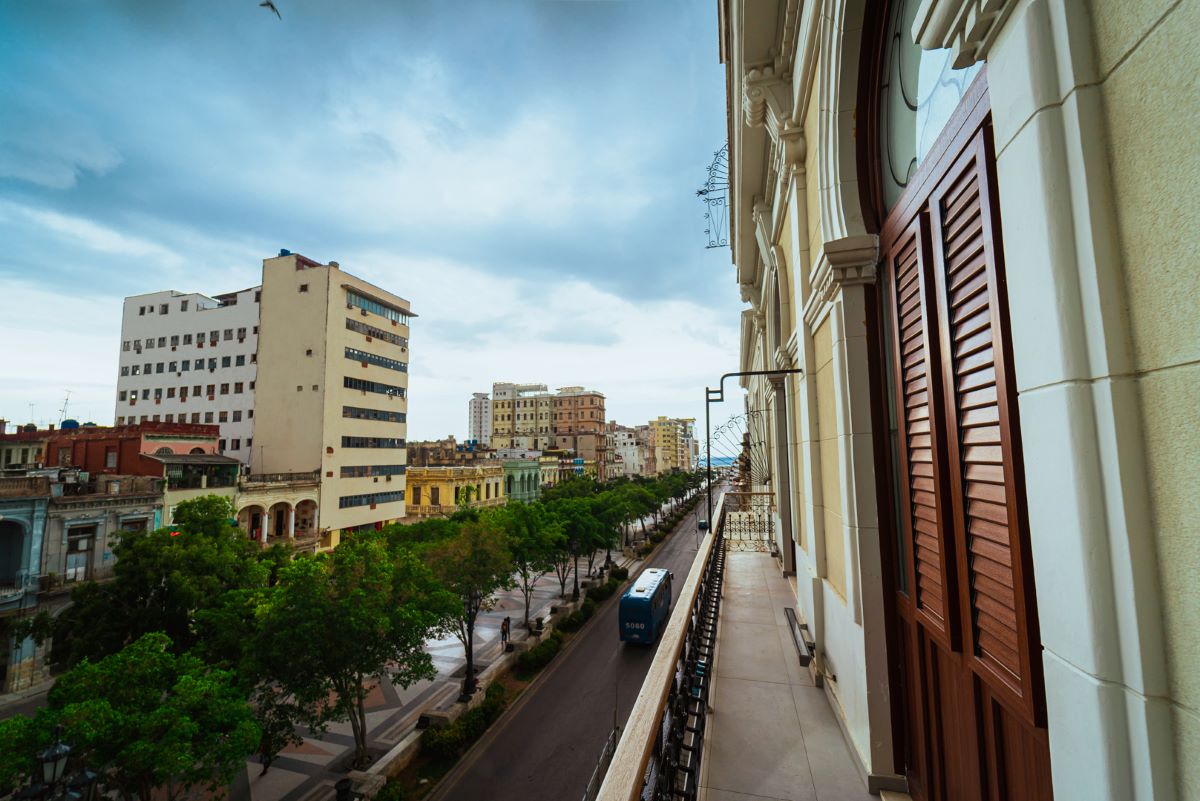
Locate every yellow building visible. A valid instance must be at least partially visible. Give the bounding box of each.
[254,253,414,540]
[404,464,504,519]
[649,416,692,474]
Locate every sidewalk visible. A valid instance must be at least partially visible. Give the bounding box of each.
[699,551,872,801]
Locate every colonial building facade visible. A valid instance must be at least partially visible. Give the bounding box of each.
[721,0,1193,799]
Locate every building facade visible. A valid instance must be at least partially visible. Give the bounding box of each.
[404,464,505,519]
[502,459,541,504]
[720,0,1194,799]
[606,422,646,477]
[115,288,259,463]
[254,252,414,538]
[467,392,491,444]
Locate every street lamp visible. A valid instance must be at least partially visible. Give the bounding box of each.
[15,726,98,801]
[704,368,803,537]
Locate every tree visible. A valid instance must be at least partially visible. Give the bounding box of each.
[0,633,259,801]
[492,503,563,629]
[540,474,597,502]
[47,495,267,667]
[258,534,454,768]
[548,498,603,601]
[423,520,513,698]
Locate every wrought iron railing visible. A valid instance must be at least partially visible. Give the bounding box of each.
[243,471,320,485]
[595,494,727,801]
[721,491,774,552]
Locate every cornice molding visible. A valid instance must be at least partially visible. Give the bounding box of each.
[803,234,880,329]
[911,0,1017,68]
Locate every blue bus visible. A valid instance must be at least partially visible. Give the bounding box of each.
[619,568,674,644]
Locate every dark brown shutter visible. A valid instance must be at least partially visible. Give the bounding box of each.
[929,130,1042,721]
[885,216,958,644]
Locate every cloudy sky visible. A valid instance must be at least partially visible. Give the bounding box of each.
[0,0,744,442]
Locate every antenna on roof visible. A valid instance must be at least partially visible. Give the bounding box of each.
[58,390,72,425]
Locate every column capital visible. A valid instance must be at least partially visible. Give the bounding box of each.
[911,0,1017,68]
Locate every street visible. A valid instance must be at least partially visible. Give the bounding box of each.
[432,489,720,801]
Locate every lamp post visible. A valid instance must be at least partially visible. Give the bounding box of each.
[15,726,98,801]
[705,368,803,540]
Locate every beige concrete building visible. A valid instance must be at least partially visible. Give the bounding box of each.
[254,253,413,539]
[717,0,1198,799]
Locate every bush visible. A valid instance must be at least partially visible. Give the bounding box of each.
[421,681,509,762]
[587,577,620,603]
[580,596,597,619]
[610,566,629,581]
[638,541,655,557]
[515,629,564,676]
[375,781,406,801]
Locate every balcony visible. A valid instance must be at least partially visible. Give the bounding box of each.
[594,491,871,801]
[242,470,320,487]
[0,476,51,498]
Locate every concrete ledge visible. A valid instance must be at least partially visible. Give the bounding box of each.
[367,729,424,777]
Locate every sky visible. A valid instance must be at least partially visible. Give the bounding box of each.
[0,0,745,443]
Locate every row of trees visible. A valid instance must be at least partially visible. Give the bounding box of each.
[0,471,705,800]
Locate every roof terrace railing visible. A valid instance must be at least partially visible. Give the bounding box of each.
[592,492,727,801]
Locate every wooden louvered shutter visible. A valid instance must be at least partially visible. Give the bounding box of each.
[928,128,1043,722]
[885,214,959,645]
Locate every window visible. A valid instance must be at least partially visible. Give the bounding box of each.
[340,464,406,478]
[209,330,219,342]
[253,325,259,334]
[236,354,245,366]
[219,411,228,423]
[152,414,160,422]
[145,338,155,349]
[247,437,252,447]
[248,409,254,418]
[237,327,246,338]
[121,366,130,377]
[206,384,215,396]
[312,384,318,391]
[139,306,146,316]
[170,335,179,347]
[154,388,163,399]
[116,416,125,425]
[231,438,241,450]
[194,359,203,369]
[431,487,440,506]
[207,358,216,370]
[342,406,406,423]
[155,362,164,374]
[193,385,202,395]
[122,340,131,351]
[191,413,200,424]
[338,490,404,509]
[232,410,242,422]
[250,381,255,390]
[181,361,190,372]
[306,349,313,357]
[167,387,176,398]
[168,361,177,372]
[205,412,214,423]
[343,376,406,398]
[219,439,226,451]
[223,329,233,340]
[159,303,168,315]
[220,383,229,395]
[297,385,302,392]
[165,414,174,423]
[234,382,244,393]
[251,353,257,363]
[254,290,261,302]
[411,485,421,504]
[345,347,408,373]
[118,390,127,401]
[299,284,309,293]
[346,290,412,324]
[155,337,165,348]
[221,356,231,368]
[181,300,189,311]
[341,436,406,449]
[141,389,150,400]
[183,334,193,345]
[345,318,408,346]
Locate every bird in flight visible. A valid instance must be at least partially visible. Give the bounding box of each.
[260,0,282,19]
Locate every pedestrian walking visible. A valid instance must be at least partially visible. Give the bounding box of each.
[501,616,510,645]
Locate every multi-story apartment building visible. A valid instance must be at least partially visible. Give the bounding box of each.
[490,382,553,450]
[254,252,413,538]
[404,464,505,520]
[115,288,259,463]
[648,416,693,474]
[552,387,606,479]
[467,392,491,444]
[606,422,645,477]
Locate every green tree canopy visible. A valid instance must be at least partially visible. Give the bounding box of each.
[0,632,258,801]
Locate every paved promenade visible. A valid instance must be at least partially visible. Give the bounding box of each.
[699,551,873,801]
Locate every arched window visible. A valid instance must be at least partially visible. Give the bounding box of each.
[189,447,205,455]
[155,447,174,455]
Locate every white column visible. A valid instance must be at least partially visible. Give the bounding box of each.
[287,505,295,538]
[261,509,270,542]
